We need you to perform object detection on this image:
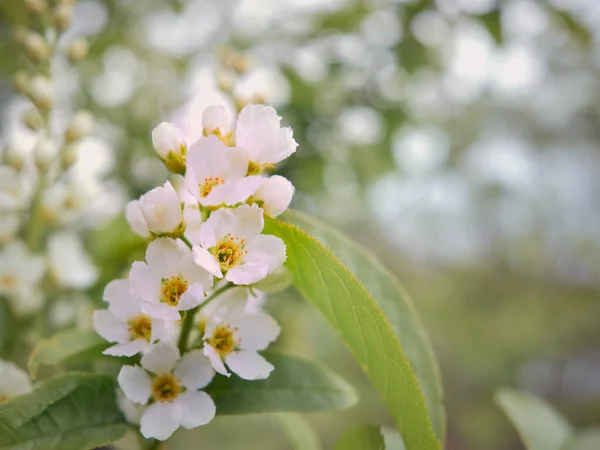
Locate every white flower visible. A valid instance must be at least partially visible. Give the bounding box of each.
[0,213,19,243]
[94,279,171,357]
[138,181,185,238]
[130,238,212,321]
[125,200,150,238]
[202,105,231,141]
[48,232,98,289]
[247,175,294,217]
[236,104,297,172]
[9,286,44,317]
[184,135,250,207]
[118,343,216,441]
[202,308,280,380]
[0,360,32,402]
[152,122,187,175]
[192,205,286,285]
[0,240,45,298]
[0,165,29,211]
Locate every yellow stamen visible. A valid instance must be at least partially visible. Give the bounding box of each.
[208,324,238,356]
[152,373,181,402]
[128,314,152,341]
[160,276,189,306]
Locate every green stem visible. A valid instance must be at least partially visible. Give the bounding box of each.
[179,235,193,249]
[177,282,233,353]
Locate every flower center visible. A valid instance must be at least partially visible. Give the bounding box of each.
[205,129,235,147]
[246,161,275,176]
[160,276,189,306]
[0,394,10,403]
[208,324,238,356]
[152,373,181,402]
[0,274,16,290]
[128,314,152,341]
[212,234,247,269]
[199,177,225,198]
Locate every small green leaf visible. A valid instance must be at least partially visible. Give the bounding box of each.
[562,429,600,450]
[495,388,573,450]
[277,413,322,450]
[478,10,503,45]
[265,215,441,450]
[281,210,445,442]
[28,329,108,379]
[334,425,385,450]
[207,353,357,415]
[0,373,128,450]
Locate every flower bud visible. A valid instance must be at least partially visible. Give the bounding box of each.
[13,71,29,94]
[60,143,78,169]
[202,106,229,136]
[53,4,72,32]
[65,110,94,143]
[25,0,47,13]
[67,38,89,62]
[151,122,187,175]
[3,145,26,171]
[28,75,53,111]
[22,107,44,131]
[34,138,58,171]
[139,181,185,238]
[23,32,49,63]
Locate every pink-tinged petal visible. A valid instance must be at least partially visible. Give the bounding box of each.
[175,349,215,390]
[140,401,183,441]
[184,165,202,202]
[244,234,286,273]
[229,204,264,240]
[130,261,160,304]
[93,310,128,343]
[202,105,230,135]
[125,200,150,238]
[225,147,250,179]
[177,284,205,311]
[104,339,148,357]
[178,391,216,429]
[186,135,230,181]
[225,350,274,380]
[141,342,180,374]
[117,365,152,404]
[141,302,181,321]
[231,313,280,351]
[229,175,263,205]
[203,344,229,376]
[225,262,268,285]
[192,245,222,278]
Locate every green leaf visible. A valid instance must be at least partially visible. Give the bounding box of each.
[495,388,573,450]
[207,352,357,415]
[478,10,503,45]
[334,424,385,450]
[28,329,108,379]
[0,373,128,450]
[277,413,322,450]
[562,429,600,450]
[279,210,445,442]
[264,215,441,450]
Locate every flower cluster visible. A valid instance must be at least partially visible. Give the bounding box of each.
[95,102,296,440]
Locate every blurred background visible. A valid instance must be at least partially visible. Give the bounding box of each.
[1,0,600,448]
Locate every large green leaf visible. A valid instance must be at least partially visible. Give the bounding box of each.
[562,430,600,450]
[334,424,385,450]
[277,413,322,450]
[0,373,128,450]
[28,329,108,379]
[207,353,357,414]
[495,388,573,450]
[281,210,445,441]
[264,216,441,450]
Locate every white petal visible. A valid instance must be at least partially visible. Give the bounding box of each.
[48,232,98,289]
[117,366,152,405]
[0,361,32,397]
[201,181,239,206]
[104,339,148,357]
[150,318,170,342]
[228,204,264,241]
[104,279,140,320]
[229,175,263,205]
[141,342,180,374]
[199,208,234,248]
[203,344,229,376]
[146,238,181,275]
[254,176,294,217]
[175,349,215,390]
[180,248,213,287]
[130,261,160,304]
[226,262,268,285]
[186,135,231,182]
[93,310,128,343]
[141,302,181,321]
[178,391,216,429]
[225,351,274,380]
[235,104,298,164]
[177,284,205,311]
[125,200,150,238]
[244,235,287,273]
[202,105,230,135]
[192,245,222,278]
[183,202,203,245]
[140,401,183,441]
[139,182,182,233]
[231,313,280,351]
